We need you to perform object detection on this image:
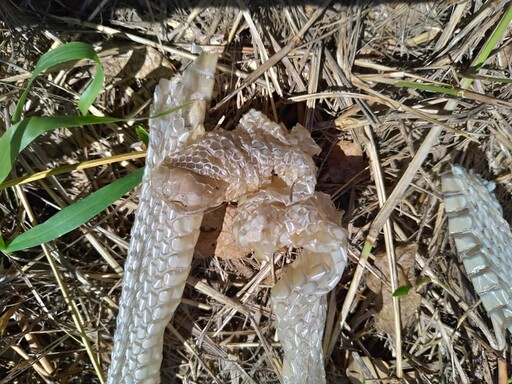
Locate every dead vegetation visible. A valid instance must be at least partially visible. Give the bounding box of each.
[1,0,512,383]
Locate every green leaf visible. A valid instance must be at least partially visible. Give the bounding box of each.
[0,237,5,249]
[134,125,149,146]
[0,115,124,184]
[3,168,143,253]
[392,285,412,297]
[393,81,462,97]
[0,103,191,185]
[12,42,104,123]
[415,276,431,288]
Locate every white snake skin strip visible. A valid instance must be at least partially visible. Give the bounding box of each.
[442,165,512,333]
[152,107,347,383]
[109,52,348,383]
[233,189,348,384]
[107,53,218,383]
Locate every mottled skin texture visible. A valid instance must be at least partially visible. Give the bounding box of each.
[109,53,348,384]
[152,108,349,382]
[107,53,218,384]
[442,165,512,335]
[233,190,348,384]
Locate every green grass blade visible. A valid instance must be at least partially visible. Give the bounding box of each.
[0,104,189,185]
[393,81,463,97]
[2,168,143,253]
[472,5,512,73]
[12,42,104,123]
[0,115,123,184]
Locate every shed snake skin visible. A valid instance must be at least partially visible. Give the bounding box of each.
[442,165,512,335]
[108,53,348,383]
[107,53,218,383]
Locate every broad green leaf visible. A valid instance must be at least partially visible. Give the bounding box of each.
[2,168,143,253]
[12,42,104,123]
[392,285,412,297]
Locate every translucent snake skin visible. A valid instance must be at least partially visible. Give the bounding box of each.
[107,53,218,383]
[151,109,321,211]
[233,189,348,383]
[108,53,348,383]
[442,165,512,333]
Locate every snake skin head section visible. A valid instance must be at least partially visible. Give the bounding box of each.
[151,162,228,213]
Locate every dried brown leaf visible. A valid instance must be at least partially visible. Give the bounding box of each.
[0,302,20,337]
[101,46,175,80]
[327,140,366,184]
[366,244,422,337]
[195,205,249,260]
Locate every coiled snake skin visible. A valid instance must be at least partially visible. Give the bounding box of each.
[108,53,348,383]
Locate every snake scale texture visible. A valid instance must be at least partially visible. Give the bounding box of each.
[442,165,512,334]
[233,189,348,383]
[108,52,348,383]
[107,53,218,383]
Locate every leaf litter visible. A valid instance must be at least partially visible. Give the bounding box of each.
[0,1,511,383]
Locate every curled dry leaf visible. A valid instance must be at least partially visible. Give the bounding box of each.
[100,46,175,80]
[366,243,422,338]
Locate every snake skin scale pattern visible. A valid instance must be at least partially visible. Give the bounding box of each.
[442,165,512,333]
[108,52,348,384]
[151,109,321,213]
[107,53,218,384]
[233,189,348,383]
[151,108,349,383]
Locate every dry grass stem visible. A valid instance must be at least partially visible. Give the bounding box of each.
[1,1,512,383]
